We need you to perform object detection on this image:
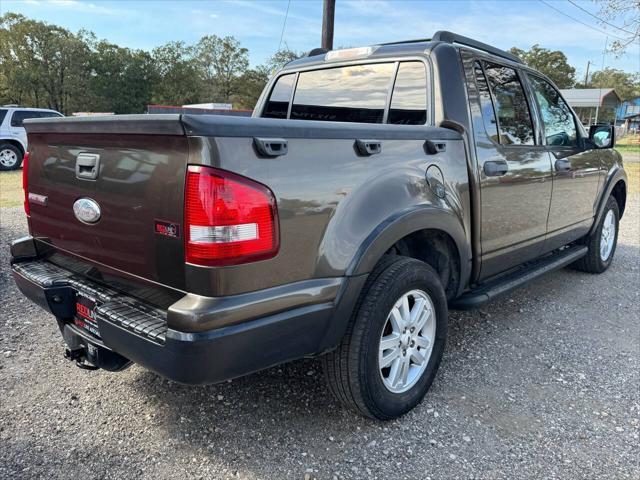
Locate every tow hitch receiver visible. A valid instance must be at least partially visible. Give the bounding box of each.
[61,324,132,372]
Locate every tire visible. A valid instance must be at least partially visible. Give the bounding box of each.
[0,143,23,171]
[572,195,620,274]
[322,255,448,420]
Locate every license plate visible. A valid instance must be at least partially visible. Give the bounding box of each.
[74,293,101,338]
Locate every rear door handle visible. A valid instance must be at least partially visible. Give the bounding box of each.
[483,160,508,177]
[253,138,288,157]
[555,158,572,172]
[355,139,382,156]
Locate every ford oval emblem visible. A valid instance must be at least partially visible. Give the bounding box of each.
[73,198,101,224]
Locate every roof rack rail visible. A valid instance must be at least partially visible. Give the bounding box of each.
[307,47,330,57]
[432,31,522,64]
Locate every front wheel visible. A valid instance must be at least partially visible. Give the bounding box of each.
[322,256,448,420]
[572,195,620,273]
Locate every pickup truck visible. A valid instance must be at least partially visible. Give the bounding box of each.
[10,31,627,420]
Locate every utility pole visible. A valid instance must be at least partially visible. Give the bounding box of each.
[321,0,335,50]
[584,60,591,86]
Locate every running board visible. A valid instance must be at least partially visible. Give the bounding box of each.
[450,245,588,310]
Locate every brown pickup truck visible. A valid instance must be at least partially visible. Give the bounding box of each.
[11,32,627,420]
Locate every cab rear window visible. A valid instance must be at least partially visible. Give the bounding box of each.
[263,61,428,125]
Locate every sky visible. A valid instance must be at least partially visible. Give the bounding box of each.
[2,0,639,78]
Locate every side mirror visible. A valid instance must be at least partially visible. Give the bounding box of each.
[589,124,615,149]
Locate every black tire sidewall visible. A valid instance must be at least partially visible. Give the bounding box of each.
[358,259,448,419]
[0,144,23,171]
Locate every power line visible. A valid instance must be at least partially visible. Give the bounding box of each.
[277,0,292,52]
[537,0,627,41]
[566,0,635,36]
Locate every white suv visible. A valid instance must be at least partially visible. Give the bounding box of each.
[0,106,63,170]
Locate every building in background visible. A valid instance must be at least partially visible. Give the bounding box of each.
[560,88,620,126]
[615,97,640,135]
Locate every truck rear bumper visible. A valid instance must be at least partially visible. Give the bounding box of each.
[10,238,355,384]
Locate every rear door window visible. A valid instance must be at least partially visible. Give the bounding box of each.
[291,63,395,123]
[263,74,296,119]
[38,111,63,119]
[483,63,535,145]
[0,109,7,125]
[388,62,427,125]
[472,61,500,142]
[10,110,42,127]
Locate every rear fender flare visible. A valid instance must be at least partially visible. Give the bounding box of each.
[347,205,472,292]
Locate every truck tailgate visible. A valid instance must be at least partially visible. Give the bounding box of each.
[24,115,188,292]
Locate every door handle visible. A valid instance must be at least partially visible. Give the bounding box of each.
[75,153,100,180]
[253,137,288,157]
[555,158,572,172]
[355,139,382,156]
[483,160,508,177]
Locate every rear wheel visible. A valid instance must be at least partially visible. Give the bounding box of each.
[0,143,23,171]
[322,256,448,420]
[572,195,619,273]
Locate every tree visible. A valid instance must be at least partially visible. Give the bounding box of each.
[263,48,305,75]
[195,35,248,102]
[151,41,202,105]
[594,0,640,56]
[509,45,576,88]
[233,68,269,109]
[580,67,640,101]
[0,13,92,113]
[88,41,156,113]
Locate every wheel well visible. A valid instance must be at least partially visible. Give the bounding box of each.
[386,229,460,300]
[611,180,626,219]
[0,139,25,156]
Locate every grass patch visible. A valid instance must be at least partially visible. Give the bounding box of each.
[0,170,23,208]
[616,144,640,155]
[626,162,639,196]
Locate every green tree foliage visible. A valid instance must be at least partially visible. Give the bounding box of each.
[263,48,305,75]
[151,41,202,106]
[88,40,156,113]
[509,45,576,88]
[578,67,640,101]
[0,13,92,112]
[195,35,249,102]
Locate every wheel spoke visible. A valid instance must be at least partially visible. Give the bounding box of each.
[379,347,401,368]
[409,297,426,325]
[415,336,431,349]
[398,357,410,387]
[414,308,431,333]
[379,333,400,352]
[387,357,402,386]
[389,307,404,332]
[400,295,411,324]
[410,349,426,366]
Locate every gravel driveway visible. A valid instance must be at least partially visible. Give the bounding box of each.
[1,198,638,480]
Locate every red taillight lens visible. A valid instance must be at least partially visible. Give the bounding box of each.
[22,151,30,216]
[185,165,279,266]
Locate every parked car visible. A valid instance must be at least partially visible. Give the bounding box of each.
[10,31,627,420]
[0,106,63,170]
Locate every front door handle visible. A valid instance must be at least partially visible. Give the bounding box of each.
[483,160,508,177]
[555,158,572,172]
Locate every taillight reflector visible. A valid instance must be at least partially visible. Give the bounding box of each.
[22,151,30,216]
[185,165,279,266]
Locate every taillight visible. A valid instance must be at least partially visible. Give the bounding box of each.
[22,151,30,216]
[185,165,279,266]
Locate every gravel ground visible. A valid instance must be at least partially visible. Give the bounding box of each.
[1,197,638,480]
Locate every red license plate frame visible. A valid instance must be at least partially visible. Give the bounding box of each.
[74,293,100,338]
